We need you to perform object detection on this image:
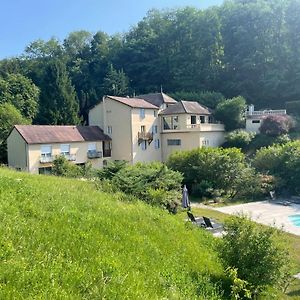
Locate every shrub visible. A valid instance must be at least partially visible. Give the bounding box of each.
[215,96,246,131]
[224,129,255,150]
[51,155,83,178]
[97,160,127,180]
[253,141,300,195]
[260,115,295,136]
[111,162,183,212]
[220,215,291,297]
[167,147,251,199]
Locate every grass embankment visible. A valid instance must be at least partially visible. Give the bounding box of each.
[0,167,226,299]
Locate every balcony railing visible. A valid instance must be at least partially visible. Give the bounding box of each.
[163,123,225,132]
[63,154,76,161]
[87,150,103,159]
[247,109,286,116]
[103,149,112,157]
[40,155,53,163]
[138,132,153,144]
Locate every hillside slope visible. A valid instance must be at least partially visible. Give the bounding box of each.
[0,168,225,299]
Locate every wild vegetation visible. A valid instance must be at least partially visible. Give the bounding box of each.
[1,0,300,128]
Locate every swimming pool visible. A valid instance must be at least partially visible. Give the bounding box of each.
[289,215,300,227]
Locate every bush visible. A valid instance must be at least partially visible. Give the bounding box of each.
[51,155,83,178]
[220,215,291,297]
[167,147,253,199]
[253,141,300,195]
[109,162,183,212]
[260,115,295,136]
[97,160,127,180]
[215,96,246,131]
[224,129,255,150]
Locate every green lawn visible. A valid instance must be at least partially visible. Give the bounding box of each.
[0,167,226,299]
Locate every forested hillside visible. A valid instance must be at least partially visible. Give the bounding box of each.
[1,0,300,125]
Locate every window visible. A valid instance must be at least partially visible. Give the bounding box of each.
[200,116,205,123]
[154,110,157,117]
[152,125,158,135]
[107,126,112,134]
[252,120,260,124]
[202,139,209,146]
[167,139,181,146]
[39,167,52,175]
[141,140,147,150]
[88,143,97,151]
[191,115,197,125]
[60,144,70,156]
[140,108,145,119]
[163,116,179,130]
[141,125,146,132]
[41,145,52,157]
[155,139,160,149]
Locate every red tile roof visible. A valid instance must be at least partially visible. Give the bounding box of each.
[106,96,159,109]
[14,125,111,144]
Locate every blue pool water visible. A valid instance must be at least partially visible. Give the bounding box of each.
[289,215,300,227]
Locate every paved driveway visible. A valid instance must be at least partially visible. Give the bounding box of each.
[214,201,300,236]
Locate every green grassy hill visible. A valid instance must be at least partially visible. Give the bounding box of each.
[0,168,226,299]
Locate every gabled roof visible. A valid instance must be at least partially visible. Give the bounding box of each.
[159,100,212,115]
[137,92,177,107]
[13,125,111,145]
[106,96,159,109]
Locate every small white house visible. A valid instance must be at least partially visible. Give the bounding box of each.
[245,104,287,133]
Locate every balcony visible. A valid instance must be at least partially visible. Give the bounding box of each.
[87,150,103,159]
[247,109,286,116]
[63,154,76,161]
[162,123,225,132]
[138,132,153,144]
[40,155,53,163]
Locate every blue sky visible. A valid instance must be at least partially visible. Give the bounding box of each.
[1,0,223,59]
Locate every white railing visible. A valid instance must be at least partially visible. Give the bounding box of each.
[63,154,76,161]
[40,155,53,163]
[247,110,286,116]
[163,123,225,132]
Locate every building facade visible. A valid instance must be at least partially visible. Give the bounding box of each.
[7,125,111,174]
[89,94,225,163]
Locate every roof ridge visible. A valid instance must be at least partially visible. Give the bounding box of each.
[180,100,188,113]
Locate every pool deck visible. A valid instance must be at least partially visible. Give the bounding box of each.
[213,200,300,236]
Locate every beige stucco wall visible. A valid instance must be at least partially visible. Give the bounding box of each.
[102,98,133,162]
[131,108,161,164]
[89,102,104,128]
[245,119,261,133]
[28,141,109,174]
[161,130,225,162]
[7,128,29,171]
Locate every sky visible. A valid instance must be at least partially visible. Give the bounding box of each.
[0,0,223,59]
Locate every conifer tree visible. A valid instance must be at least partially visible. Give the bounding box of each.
[37,60,80,125]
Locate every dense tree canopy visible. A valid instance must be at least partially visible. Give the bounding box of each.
[2,0,300,123]
[0,73,39,120]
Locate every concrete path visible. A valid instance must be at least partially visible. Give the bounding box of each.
[212,201,300,236]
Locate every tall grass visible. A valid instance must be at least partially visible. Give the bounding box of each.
[0,167,225,299]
